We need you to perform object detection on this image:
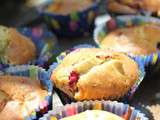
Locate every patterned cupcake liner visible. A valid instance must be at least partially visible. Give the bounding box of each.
[0,65,53,120]
[94,15,160,72]
[39,100,148,120]
[37,0,99,37]
[0,26,59,70]
[48,45,145,104]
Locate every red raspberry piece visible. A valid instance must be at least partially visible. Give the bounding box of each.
[69,71,79,87]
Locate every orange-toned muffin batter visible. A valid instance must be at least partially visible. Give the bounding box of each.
[51,48,139,101]
[47,0,93,15]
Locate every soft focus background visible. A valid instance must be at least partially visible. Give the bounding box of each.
[0,0,159,119]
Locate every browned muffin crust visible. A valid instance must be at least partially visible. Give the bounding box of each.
[0,75,48,120]
[100,24,160,55]
[51,48,139,100]
[4,28,36,65]
[107,0,160,15]
[47,0,93,15]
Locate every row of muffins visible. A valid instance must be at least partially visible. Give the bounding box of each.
[31,0,159,119]
[0,26,56,120]
[0,33,145,120]
[34,0,160,37]
[1,0,160,120]
[0,27,147,119]
[0,16,158,120]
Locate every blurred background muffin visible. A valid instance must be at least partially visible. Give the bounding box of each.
[47,0,93,15]
[94,15,160,56]
[107,0,160,16]
[0,26,36,65]
[38,0,99,37]
[100,23,160,56]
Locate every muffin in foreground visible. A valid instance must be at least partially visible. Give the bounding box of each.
[0,26,36,65]
[0,65,53,120]
[60,110,124,120]
[39,101,148,120]
[51,48,140,101]
[100,23,160,56]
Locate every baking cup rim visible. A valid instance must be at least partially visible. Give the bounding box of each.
[39,100,148,120]
[0,64,53,120]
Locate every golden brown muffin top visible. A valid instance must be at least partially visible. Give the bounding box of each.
[0,75,48,120]
[100,24,160,55]
[0,26,36,65]
[51,48,139,100]
[47,0,93,15]
[107,0,160,15]
[61,110,124,120]
[5,28,36,65]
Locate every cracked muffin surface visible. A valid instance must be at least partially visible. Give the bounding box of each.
[0,75,48,120]
[100,24,160,56]
[51,48,139,101]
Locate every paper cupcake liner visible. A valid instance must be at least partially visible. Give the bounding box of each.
[132,52,160,75]
[0,26,59,70]
[0,65,53,120]
[37,0,99,37]
[94,15,160,72]
[48,46,145,104]
[39,101,148,120]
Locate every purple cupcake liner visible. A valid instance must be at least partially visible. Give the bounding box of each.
[48,46,145,104]
[0,26,59,70]
[37,0,100,37]
[0,65,53,120]
[94,15,160,69]
[39,101,148,120]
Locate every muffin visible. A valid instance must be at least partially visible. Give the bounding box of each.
[47,0,93,15]
[61,110,124,120]
[0,75,48,120]
[39,0,98,37]
[51,48,139,101]
[100,23,160,56]
[107,0,160,16]
[0,26,36,65]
